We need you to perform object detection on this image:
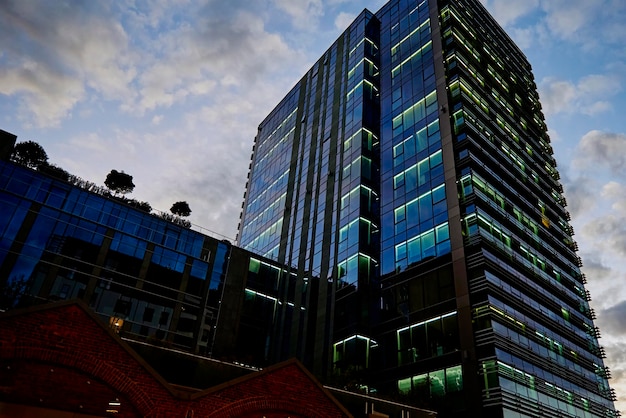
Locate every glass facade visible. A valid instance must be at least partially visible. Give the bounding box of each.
[378,2,448,277]
[238,10,383,375]
[238,0,618,416]
[0,159,293,367]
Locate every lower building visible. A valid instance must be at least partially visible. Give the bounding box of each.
[0,151,299,367]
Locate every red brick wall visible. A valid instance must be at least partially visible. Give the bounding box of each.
[0,360,140,417]
[0,303,350,418]
[200,365,349,418]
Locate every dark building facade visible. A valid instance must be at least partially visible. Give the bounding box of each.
[0,156,299,369]
[0,301,353,418]
[237,0,618,416]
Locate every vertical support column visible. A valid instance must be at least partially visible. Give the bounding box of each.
[428,0,481,414]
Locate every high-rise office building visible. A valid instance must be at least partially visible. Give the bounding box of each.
[237,0,618,416]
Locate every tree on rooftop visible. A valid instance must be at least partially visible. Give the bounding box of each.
[170,201,192,217]
[38,163,70,181]
[104,170,135,195]
[11,141,48,169]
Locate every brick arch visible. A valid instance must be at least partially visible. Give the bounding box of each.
[206,396,326,418]
[0,344,156,416]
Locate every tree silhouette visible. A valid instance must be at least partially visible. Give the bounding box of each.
[38,163,70,181]
[127,199,152,213]
[104,170,135,195]
[170,201,192,217]
[11,141,48,168]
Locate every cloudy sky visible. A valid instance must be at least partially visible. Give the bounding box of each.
[1,0,626,410]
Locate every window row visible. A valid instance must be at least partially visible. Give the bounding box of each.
[397,311,459,365]
[463,212,587,308]
[393,119,441,168]
[394,222,450,268]
[397,364,463,397]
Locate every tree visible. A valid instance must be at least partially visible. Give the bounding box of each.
[170,201,192,217]
[38,163,70,181]
[127,199,152,213]
[104,170,135,195]
[11,141,48,168]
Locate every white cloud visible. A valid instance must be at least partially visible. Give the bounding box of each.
[0,0,302,126]
[602,340,626,406]
[562,176,600,219]
[539,74,621,116]
[273,0,324,28]
[129,7,299,113]
[0,60,84,128]
[564,133,626,358]
[0,2,134,127]
[582,214,626,259]
[482,0,539,27]
[601,181,626,212]
[49,53,296,239]
[573,131,626,175]
[507,26,537,50]
[326,0,354,5]
[482,0,626,56]
[535,0,626,49]
[334,12,356,32]
[539,0,599,40]
[8,2,131,75]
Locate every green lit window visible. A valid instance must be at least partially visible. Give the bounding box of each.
[249,258,260,273]
[398,377,412,395]
[452,109,465,134]
[432,184,445,202]
[333,334,377,371]
[407,238,421,264]
[430,369,446,397]
[413,373,429,396]
[436,223,449,242]
[459,175,473,197]
[394,173,405,189]
[395,243,407,262]
[395,207,406,223]
[421,230,435,257]
[449,80,460,97]
[337,253,375,289]
[446,365,463,393]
